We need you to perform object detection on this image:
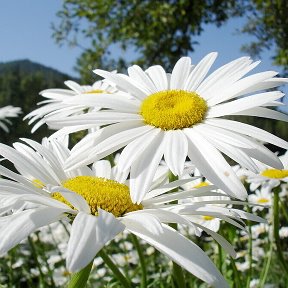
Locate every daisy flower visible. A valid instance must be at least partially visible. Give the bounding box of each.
[248,186,272,211]
[246,150,288,191]
[48,53,288,203]
[24,79,118,132]
[0,139,265,287]
[0,105,21,132]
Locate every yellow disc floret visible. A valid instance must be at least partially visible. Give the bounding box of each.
[193,182,209,188]
[261,169,288,179]
[257,198,270,204]
[85,89,105,94]
[140,90,208,130]
[202,215,215,221]
[53,176,142,217]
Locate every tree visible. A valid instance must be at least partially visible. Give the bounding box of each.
[241,0,288,76]
[52,0,247,81]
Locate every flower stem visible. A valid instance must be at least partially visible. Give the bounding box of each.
[246,206,253,288]
[273,188,288,274]
[279,198,288,222]
[259,239,273,288]
[67,261,93,288]
[98,249,132,288]
[229,257,241,288]
[28,236,45,287]
[131,234,147,288]
[217,242,223,274]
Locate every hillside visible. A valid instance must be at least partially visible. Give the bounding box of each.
[0,59,77,145]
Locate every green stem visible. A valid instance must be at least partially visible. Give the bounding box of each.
[230,257,241,288]
[28,236,45,287]
[67,261,93,288]
[258,240,273,288]
[131,235,147,288]
[98,250,132,288]
[279,198,288,222]
[246,207,253,288]
[172,261,186,288]
[273,189,288,274]
[35,233,56,287]
[217,242,223,274]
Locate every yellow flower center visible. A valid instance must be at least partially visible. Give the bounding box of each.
[52,176,142,217]
[261,169,288,179]
[140,90,208,130]
[32,179,45,188]
[202,215,214,221]
[193,182,209,188]
[257,198,269,204]
[84,89,105,94]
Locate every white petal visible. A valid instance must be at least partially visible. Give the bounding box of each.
[195,131,259,172]
[184,129,247,200]
[164,130,188,176]
[207,91,284,118]
[64,80,82,93]
[0,144,58,185]
[0,164,40,190]
[63,94,140,113]
[89,124,154,157]
[128,65,158,94]
[65,121,144,170]
[47,111,141,129]
[145,65,168,91]
[184,52,218,91]
[117,128,161,172]
[232,209,267,223]
[67,210,124,272]
[92,160,112,179]
[130,132,165,204]
[194,124,256,149]
[143,185,218,206]
[231,107,288,122]
[205,118,288,150]
[0,207,64,255]
[170,57,192,89]
[197,57,254,97]
[143,178,199,200]
[122,211,164,235]
[126,223,228,288]
[208,71,279,106]
[193,222,236,258]
[51,187,90,213]
[94,69,148,100]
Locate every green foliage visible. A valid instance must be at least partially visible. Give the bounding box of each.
[52,0,247,81]
[0,60,74,146]
[241,0,288,75]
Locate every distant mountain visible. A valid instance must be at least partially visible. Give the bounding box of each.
[0,59,77,146]
[0,59,76,85]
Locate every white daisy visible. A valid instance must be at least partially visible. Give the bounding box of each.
[180,172,230,234]
[24,79,118,132]
[48,53,288,203]
[279,227,288,238]
[246,150,288,191]
[248,186,272,211]
[0,139,265,287]
[0,105,22,132]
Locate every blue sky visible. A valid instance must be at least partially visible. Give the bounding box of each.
[0,0,277,76]
[0,0,287,110]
